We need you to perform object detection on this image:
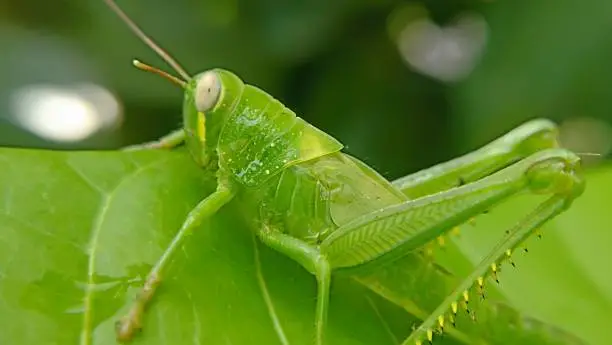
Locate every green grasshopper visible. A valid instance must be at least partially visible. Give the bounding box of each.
[104,1,586,344]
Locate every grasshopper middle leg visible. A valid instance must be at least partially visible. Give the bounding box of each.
[257,227,331,345]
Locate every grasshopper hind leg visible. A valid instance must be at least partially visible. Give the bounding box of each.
[319,149,584,345]
[392,118,560,199]
[402,193,582,345]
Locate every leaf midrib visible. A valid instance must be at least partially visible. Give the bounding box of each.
[74,156,174,345]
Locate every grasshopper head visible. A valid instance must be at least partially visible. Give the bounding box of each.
[103,0,245,169]
[183,69,245,167]
[131,60,245,169]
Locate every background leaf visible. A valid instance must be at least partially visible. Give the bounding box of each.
[1,147,609,344]
[436,166,612,344]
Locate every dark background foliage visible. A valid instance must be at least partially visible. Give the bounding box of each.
[1,0,610,177]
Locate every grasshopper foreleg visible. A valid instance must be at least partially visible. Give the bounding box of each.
[115,186,234,342]
[122,128,186,151]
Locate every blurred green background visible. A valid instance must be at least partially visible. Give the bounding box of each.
[2,0,610,178]
[1,1,612,344]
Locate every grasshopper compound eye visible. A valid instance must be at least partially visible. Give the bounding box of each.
[195,71,221,112]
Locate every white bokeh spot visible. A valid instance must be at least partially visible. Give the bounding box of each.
[398,12,488,83]
[10,84,121,142]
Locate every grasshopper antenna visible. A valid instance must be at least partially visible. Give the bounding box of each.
[103,0,191,81]
[576,152,602,157]
[133,59,186,88]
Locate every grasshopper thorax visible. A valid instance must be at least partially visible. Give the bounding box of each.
[184,68,343,188]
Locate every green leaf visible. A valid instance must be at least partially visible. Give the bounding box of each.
[0,148,599,345]
[0,149,414,345]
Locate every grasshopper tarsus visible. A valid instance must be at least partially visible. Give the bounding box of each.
[115,309,143,343]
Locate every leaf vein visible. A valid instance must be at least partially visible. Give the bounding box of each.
[79,156,174,345]
[65,160,112,195]
[185,290,203,345]
[252,234,290,345]
[366,295,399,345]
